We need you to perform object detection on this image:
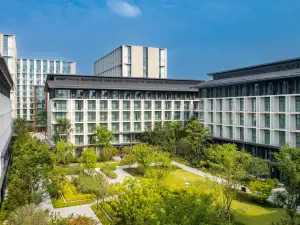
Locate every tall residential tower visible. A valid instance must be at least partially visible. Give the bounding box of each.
[94,45,167,79]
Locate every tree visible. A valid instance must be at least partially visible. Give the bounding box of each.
[93,126,113,150]
[248,180,272,204]
[52,118,73,144]
[120,154,136,167]
[8,135,54,210]
[273,146,300,225]
[91,173,108,210]
[7,204,48,225]
[47,167,67,199]
[120,146,133,158]
[184,119,211,164]
[112,178,164,225]
[208,143,251,222]
[37,109,47,139]
[13,117,30,137]
[55,140,75,166]
[99,146,118,161]
[79,148,97,175]
[132,143,154,172]
[247,157,269,179]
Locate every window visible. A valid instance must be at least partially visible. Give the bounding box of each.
[144,111,151,121]
[240,128,244,141]
[219,113,222,124]
[240,114,244,126]
[100,100,107,110]
[56,112,66,120]
[252,129,256,142]
[229,127,233,139]
[75,112,83,122]
[123,112,130,121]
[174,101,181,110]
[229,99,233,111]
[3,35,8,56]
[219,100,223,111]
[134,101,141,110]
[123,134,131,143]
[252,114,256,126]
[88,112,96,122]
[265,98,270,111]
[279,131,285,146]
[296,115,300,130]
[134,122,141,131]
[88,123,96,134]
[229,113,233,125]
[75,124,84,134]
[165,101,172,110]
[296,97,300,112]
[252,98,256,112]
[111,112,119,122]
[279,115,285,129]
[296,133,300,148]
[75,136,83,145]
[145,91,152,99]
[265,114,270,128]
[279,97,285,112]
[165,111,171,120]
[75,100,83,110]
[55,100,67,110]
[143,47,148,77]
[88,100,96,110]
[265,130,270,145]
[111,101,119,110]
[184,102,189,110]
[144,101,151,110]
[111,123,119,132]
[154,101,161,110]
[174,112,181,120]
[240,99,244,111]
[56,61,61,73]
[123,123,131,132]
[155,111,161,120]
[127,46,131,64]
[134,112,141,121]
[123,101,130,110]
[100,112,108,121]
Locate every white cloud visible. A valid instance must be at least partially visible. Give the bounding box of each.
[106,0,141,17]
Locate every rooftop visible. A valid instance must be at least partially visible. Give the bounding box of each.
[45,74,202,92]
[208,57,300,79]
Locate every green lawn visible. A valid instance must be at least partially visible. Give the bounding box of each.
[125,168,288,225]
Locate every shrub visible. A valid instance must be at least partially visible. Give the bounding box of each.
[61,182,94,202]
[91,204,112,225]
[120,154,136,166]
[101,163,116,176]
[107,171,118,179]
[272,178,279,186]
[52,198,94,208]
[266,178,276,188]
[249,180,272,204]
[100,147,119,162]
[100,202,121,223]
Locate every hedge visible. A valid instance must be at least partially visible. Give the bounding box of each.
[62,182,95,202]
[51,198,94,208]
[91,204,113,225]
[100,202,121,223]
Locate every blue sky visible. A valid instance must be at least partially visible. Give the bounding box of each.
[1,0,300,79]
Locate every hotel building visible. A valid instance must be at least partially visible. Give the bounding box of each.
[0,55,14,202]
[45,74,200,147]
[195,57,300,179]
[94,45,167,79]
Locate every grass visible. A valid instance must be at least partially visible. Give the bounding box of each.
[91,204,113,225]
[51,197,94,208]
[125,167,288,225]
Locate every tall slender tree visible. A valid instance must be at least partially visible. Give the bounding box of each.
[52,118,73,144]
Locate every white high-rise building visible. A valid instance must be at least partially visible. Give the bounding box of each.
[16,59,76,122]
[0,33,76,121]
[0,34,17,118]
[94,45,167,79]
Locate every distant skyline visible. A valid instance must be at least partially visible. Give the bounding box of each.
[1,0,300,79]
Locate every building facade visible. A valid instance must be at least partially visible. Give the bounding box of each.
[16,59,76,123]
[196,57,300,179]
[94,45,167,79]
[0,55,14,202]
[45,74,201,147]
[0,34,17,118]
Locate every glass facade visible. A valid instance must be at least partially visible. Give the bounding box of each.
[279,131,285,146]
[279,115,285,129]
[265,130,270,145]
[3,35,8,56]
[143,47,148,77]
[265,114,270,128]
[279,97,285,112]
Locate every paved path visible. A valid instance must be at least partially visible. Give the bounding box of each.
[172,161,251,193]
[40,192,101,225]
